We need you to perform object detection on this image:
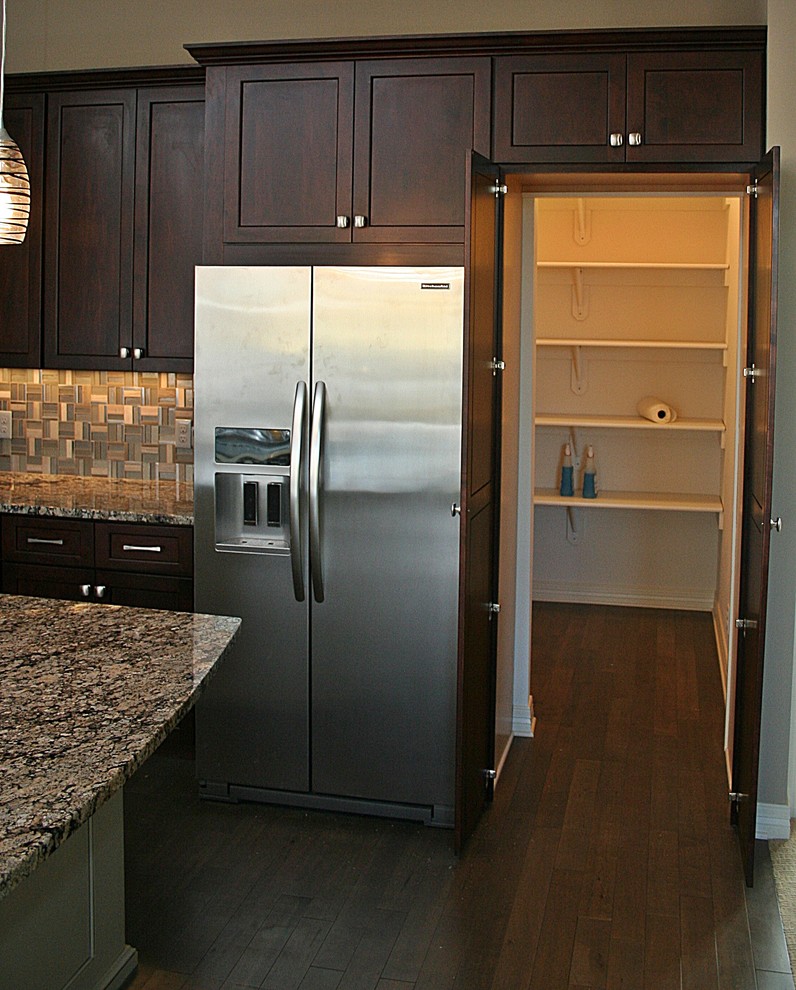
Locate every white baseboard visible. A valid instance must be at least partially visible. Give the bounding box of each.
[756,802,791,840]
[532,584,713,611]
[513,697,534,737]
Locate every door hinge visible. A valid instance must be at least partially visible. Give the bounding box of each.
[484,768,497,781]
[746,183,759,198]
[490,357,505,375]
[743,364,762,383]
[736,617,758,632]
[488,602,501,614]
[491,183,508,198]
[729,790,747,807]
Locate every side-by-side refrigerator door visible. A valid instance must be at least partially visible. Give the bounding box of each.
[310,267,464,821]
[194,265,312,796]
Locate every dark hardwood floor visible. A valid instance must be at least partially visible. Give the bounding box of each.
[122,604,793,989]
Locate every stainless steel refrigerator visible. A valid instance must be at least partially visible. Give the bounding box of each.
[193,266,464,824]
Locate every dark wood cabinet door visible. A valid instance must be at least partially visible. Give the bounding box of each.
[44,89,136,369]
[493,53,626,164]
[626,50,763,163]
[0,93,44,367]
[95,570,194,611]
[223,62,354,244]
[352,58,491,243]
[2,562,95,601]
[133,86,204,372]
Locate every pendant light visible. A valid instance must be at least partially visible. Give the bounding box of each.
[0,0,29,244]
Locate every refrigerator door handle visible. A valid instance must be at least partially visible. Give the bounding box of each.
[309,380,327,603]
[290,381,308,602]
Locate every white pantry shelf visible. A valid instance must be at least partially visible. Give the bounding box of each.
[534,413,726,433]
[536,261,729,270]
[534,487,723,518]
[535,337,727,350]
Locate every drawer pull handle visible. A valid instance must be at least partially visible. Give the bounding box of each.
[94,585,106,599]
[79,584,91,597]
[122,544,162,553]
[27,537,65,546]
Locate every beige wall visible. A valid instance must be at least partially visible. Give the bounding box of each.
[5,0,766,72]
[6,0,796,820]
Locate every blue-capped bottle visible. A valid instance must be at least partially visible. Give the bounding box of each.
[582,444,597,498]
[560,442,574,496]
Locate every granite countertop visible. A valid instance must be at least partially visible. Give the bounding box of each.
[0,595,239,900]
[0,472,194,526]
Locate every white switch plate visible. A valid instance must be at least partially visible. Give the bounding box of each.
[175,419,192,450]
[0,410,12,439]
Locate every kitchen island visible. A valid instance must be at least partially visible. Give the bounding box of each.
[0,594,239,990]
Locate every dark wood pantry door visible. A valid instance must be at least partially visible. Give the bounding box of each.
[455,152,503,852]
[731,147,780,885]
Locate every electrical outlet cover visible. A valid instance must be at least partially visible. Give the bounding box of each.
[0,410,12,439]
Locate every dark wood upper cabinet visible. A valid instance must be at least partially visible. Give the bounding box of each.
[133,86,205,371]
[625,51,763,164]
[223,62,354,244]
[212,56,490,249]
[0,92,45,367]
[44,88,137,369]
[42,76,203,371]
[351,58,491,243]
[493,53,626,164]
[494,46,763,165]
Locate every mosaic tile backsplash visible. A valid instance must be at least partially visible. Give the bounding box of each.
[0,369,194,482]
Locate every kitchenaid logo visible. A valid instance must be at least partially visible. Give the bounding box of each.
[420,282,450,290]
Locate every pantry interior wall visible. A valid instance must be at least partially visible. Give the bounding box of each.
[502,185,750,780]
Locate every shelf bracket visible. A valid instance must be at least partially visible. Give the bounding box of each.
[571,267,589,321]
[574,199,591,245]
[566,505,581,544]
[570,345,587,395]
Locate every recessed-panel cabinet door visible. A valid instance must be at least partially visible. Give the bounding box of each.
[223,63,354,243]
[44,89,136,369]
[0,93,44,367]
[626,50,763,163]
[493,53,626,164]
[352,58,490,242]
[133,86,205,371]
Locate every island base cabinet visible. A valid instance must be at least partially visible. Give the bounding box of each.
[0,791,137,990]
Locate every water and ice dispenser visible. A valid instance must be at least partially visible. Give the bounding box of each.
[213,427,293,554]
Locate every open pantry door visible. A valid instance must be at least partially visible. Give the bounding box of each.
[731,147,780,886]
[455,152,504,852]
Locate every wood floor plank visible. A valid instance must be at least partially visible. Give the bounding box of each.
[680,894,719,990]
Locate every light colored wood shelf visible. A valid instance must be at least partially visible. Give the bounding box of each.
[534,413,725,433]
[534,488,723,515]
[536,337,727,350]
[536,261,729,270]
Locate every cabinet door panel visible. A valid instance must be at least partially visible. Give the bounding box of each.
[133,87,204,371]
[2,563,94,601]
[353,58,490,242]
[0,94,44,367]
[224,63,354,243]
[44,90,136,369]
[95,570,193,611]
[493,54,626,163]
[626,51,763,163]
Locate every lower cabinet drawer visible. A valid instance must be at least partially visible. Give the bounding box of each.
[94,523,193,576]
[1,516,94,566]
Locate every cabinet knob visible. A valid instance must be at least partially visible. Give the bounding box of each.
[609,133,624,147]
[353,215,368,228]
[133,347,145,360]
[94,585,106,599]
[120,347,130,359]
[336,215,350,229]
[628,132,642,146]
[79,584,91,597]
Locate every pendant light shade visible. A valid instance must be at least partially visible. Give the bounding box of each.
[0,0,29,244]
[0,125,30,244]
